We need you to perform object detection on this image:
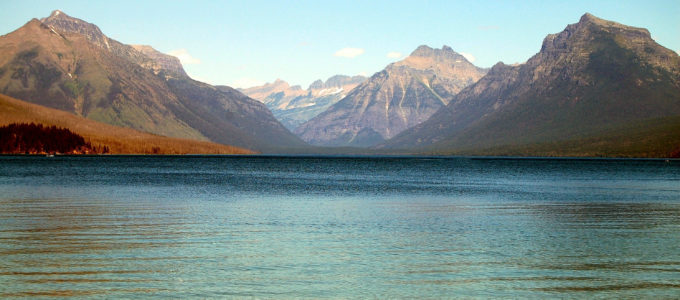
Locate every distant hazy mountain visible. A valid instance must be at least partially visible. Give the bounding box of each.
[237,75,366,130]
[0,10,304,151]
[295,46,487,147]
[381,14,680,157]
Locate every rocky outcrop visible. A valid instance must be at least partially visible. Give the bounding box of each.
[131,45,188,78]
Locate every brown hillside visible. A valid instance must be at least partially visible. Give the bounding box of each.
[0,93,254,154]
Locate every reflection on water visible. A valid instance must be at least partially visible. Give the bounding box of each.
[0,156,679,298]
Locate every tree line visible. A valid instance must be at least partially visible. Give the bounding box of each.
[0,123,108,154]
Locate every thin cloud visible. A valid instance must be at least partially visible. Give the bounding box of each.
[167,49,201,65]
[386,52,402,59]
[334,47,365,58]
[460,52,476,63]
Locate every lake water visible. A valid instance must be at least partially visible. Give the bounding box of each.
[0,156,679,298]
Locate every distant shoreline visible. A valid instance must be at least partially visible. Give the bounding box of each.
[1,153,678,161]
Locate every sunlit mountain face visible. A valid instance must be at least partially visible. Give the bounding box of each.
[0,10,305,152]
[295,45,487,147]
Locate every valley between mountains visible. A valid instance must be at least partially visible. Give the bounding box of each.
[1,11,678,157]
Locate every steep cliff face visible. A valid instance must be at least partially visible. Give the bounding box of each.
[294,45,487,147]
[0,10,305,151]
[381,13,680,155]
[130,45,188,78]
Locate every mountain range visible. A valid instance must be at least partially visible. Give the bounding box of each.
[380,13,680,157]
[295,45,487,147]
[1,11,678,157]
[237,75,366,130]
[0,10,304,152]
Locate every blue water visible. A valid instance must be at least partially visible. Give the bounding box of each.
[0,156,679,298]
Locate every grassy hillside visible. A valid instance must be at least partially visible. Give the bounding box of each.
[0,93,254,154]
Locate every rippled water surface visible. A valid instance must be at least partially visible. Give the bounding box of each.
[1,156,679,298]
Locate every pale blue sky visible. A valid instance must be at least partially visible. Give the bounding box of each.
[1,0,678,89]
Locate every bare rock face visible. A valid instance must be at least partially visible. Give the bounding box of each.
[295,45,487,147]
[40,10,153,69]
[381,13,680,153]
[239,75,367,130]
[131,45,188,78]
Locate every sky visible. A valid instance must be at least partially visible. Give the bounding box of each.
[1,0,679,89]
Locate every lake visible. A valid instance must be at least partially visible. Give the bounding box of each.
[1,156,679,298]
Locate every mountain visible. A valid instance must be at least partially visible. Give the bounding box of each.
[0,93,253,154]
[0,10,304,152]
[381,13,680,157]
[237,75,366,130]
[294,46,487,147]
[130,45,188,77]
[236,79,306,103]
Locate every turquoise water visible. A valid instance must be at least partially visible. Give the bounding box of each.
[0,156,679,298]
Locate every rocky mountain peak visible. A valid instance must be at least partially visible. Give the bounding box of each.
[575,12,645,33]
[239,78,307,102]
[409,45,461,59]
[541,13,651,52]
[389,45,484,86]
[487,62,512,74]
[410,45,434,56]
[578,12,602,25]
[38,11,183,77]
[396,45,470,72]
[19,18,47,31]
[50,10,64,17]
[578,12,650,38]
[535,12,675,76]
[308,75,367,90]
[308,79,324,90]
[272,79,292,89]
[40,10,108,48]
[130,45,188,78]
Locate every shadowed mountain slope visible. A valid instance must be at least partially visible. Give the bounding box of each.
[380,13,680,157]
